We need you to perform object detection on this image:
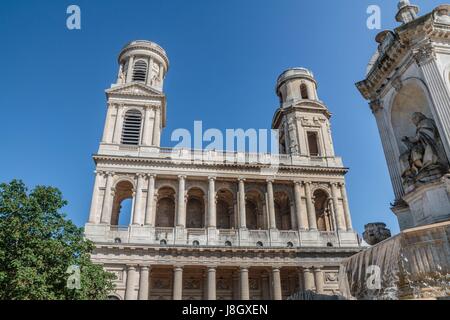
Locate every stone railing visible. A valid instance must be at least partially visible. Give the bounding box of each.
[97,145,344,168]
[84,224,359,248]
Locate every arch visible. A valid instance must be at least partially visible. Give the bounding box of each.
[216,189,235,229]
[111,180,134,226]
[107,294,122,300]
[274,191,292,230]
[300,83,309,99]
[155,187,176,228]
[313,189,333,232]
[245,189,265,230]
[390,79,434,154]
[132,59,148,82]
[121,109,142,145]
[186,188,205,229]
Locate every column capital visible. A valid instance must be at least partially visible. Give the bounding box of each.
[369,99,383,114]
[266,178,275,184]
[147,173,157,179]
[173,265,184,271]
[208,176,217,181]
[293,180,303,186]
[127,265,138,271]
[312,266,324,271]
[178,175,187,180]
[140,265,151,271]
[207,265,217,271]
[413,43,436,66]
[239,266,249,272]
[271,266,281,272]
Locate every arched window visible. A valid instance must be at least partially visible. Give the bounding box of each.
[155,187,176,228]
[314,189,333,232]
[121,110,142,145]
[132,60,148,82]
[110,181,134,226]
[300,83,309,99]
[307,131,320,157]
[186,188,205,229]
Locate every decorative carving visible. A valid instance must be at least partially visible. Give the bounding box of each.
[217,279,230,290]
[184,279,200,289]
[362,222,391,245]
[325,272,338,283]
[413,44,435,66]
[400,112,448,188]
[369,99,383,114]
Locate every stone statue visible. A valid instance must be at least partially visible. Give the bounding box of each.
[118,64,126,84]
[363,223,391,246]
[400,112,447,186]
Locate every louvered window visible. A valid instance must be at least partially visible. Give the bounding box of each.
[132,60,148,82]
[121,110,142,145]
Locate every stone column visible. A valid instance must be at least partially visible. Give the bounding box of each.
[370,100,405,199]
[125,265,138,300]
[240,267,249,300]
[177,176,186,228]
[303,267,315,291]
[272,267,282,300]
[294,181,307,230]
[331,183,345,231]
[313,267,324,294]
[267,180,277,229]
[173,266,183,300]
[126,56,134,83]
[138,266,150,300]
[100,172,114,224]
[113,105,124,144]
[340,183,353,231]
[415,45,450,161]
[142,106,153,146]
[207,266,216,300]
[101,104,115,143]
[145,174,156,226]
[88,171,102,224]
[152,107,161,147]
[304,182,317,230]
[132,174,145,225]
[238,178,247,229]
[208,177,217,228]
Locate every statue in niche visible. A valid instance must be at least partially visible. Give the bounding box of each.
[400,112,447,187]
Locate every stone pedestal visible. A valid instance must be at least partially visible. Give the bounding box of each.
[396,175,450,231]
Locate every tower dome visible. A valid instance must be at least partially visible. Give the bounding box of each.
[115,40,169,91]
[276,67,318,105]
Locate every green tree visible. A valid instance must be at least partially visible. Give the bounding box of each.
[0,180,115,300]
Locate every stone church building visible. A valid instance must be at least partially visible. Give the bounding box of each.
[84,40,360,300]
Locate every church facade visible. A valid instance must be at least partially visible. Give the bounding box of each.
[84,40,360,300]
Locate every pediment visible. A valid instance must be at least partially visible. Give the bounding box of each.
[106,83,164,98]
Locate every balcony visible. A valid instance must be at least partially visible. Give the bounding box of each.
[96,145,344,169]
[84,224,360,248]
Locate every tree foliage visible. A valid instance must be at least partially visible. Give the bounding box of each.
[0,180,115,300]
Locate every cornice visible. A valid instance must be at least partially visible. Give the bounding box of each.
[92,154,348,176]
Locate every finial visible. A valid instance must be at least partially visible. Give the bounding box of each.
[396,0,419,24]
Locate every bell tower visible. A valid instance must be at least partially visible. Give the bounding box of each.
[356,2,450,230]
[272,68,336,159]
[99,40,169,156]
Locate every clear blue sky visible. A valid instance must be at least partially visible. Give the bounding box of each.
[0,0,443,235]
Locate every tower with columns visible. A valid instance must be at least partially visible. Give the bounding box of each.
[356,1,450,231]
[85,40,360,300]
